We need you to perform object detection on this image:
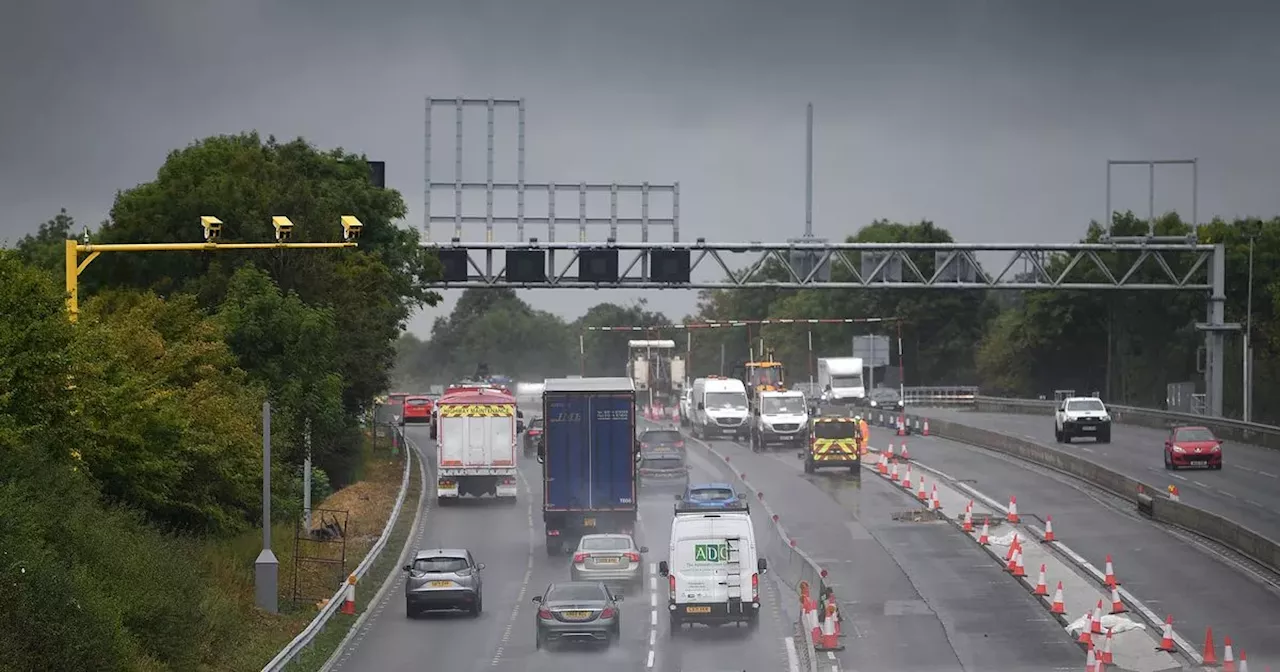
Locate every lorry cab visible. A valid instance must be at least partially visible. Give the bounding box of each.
[658,512,766,630]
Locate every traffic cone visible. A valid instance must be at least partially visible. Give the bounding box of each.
[1155,615,1176,652]
[1109,585,1127,614]
[878,453,888,475]
[1085,648,1098,672]
[1011,549,1026,577]
[890,459,899,481]
[1202,627,1218,665]
[1090,600,1104,634]
[1223,636,1237,672]
[1033,564,1048,595]
[1078,621,1094,647]
[1239,650,1249,672]
[901,444,910,461]
[1100,628,1115,664]
[931,486,942,511]
[978,518,990,545]
[922,420,930,436]
[1006,533,1021,561]
[897,415,906,436]
[917,476,928,501]
[902,464,912,489]
[340,572,357,615]
[962,503,974,532]
[886,443,895,459]
[1007,496,1020,523]
[1044,515,1056,542]
[1168,484,1180,501]
[1050,581,1066,614]
[1103,555,1120,587]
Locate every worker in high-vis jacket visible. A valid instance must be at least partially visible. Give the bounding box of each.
[857,415,870,451]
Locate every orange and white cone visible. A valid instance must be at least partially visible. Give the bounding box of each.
[1006,533,1021,562]
[1050,581,1066,614]
[1156,615,1177,652]
[1109,584,1127,614]
[340,572,357,615]
[886,443,895,459]
[977,518,990,545]
[890,459,900,481]
[1103,555,1120,587]
[1044,515,1056,541]
[897,416,906,436]
[1007,496,1020,523]
[922,420,930,436]
[1034,564,1048,595]
[1222,636,1237,672]
[931,486,942,511]
[1011,549,1026,577]
[902,464,912,489]
[1238,650,1249,672]
[901,444,910,461]
[917,476,928,501]
[1078,621,1094,647]
[1090,600,1104,635]
[1100,628,1115,665]
[878,453,888,475]
[962,505,974,532]
[1085,648,1098,672]
[1202,627,1218,665]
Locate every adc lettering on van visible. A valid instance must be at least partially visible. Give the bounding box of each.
[693,543,729,563]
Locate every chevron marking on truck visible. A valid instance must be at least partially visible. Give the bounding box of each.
[437,403,516,417]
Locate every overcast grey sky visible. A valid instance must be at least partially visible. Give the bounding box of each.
[4,0,1279,337]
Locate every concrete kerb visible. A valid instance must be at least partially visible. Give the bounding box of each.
[317,435,431,672]
[861,444,1187,672]
[906,412,1280,578]
[642,419,831,671]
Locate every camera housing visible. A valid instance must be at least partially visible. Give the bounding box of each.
[272,216,295,242]
[341,215,363,241]
[200,216,223,242]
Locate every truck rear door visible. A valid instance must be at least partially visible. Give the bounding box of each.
[544,392,591,509]
[589,393,636,509]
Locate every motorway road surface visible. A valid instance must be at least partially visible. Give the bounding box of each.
[914,407,1280,542]
[684,429,1084,672]
[897,431,1280,664]
[331,425,793,672]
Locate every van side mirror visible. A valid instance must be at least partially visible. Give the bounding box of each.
[674,493,683,500]
[658,561,669,576]
[531,595,542,603]
[403,564,412,571]
[757,558,768,573]
[476,563,486,570]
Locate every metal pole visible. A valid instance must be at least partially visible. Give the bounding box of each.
[1245,235,1255,422]
[302,418,312,531]
[254,401,279,614]
[719,342,725,377]
[1148,161,1156,237]
[805,102,814,237]
[1206,245,1227,417]
[896,321,905,397]
[867,334,876,391]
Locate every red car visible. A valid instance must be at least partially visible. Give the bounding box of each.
[1163,425,1223,470]
[403,395,434,424]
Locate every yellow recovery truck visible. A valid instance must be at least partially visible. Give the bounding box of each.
[799,416,862,475]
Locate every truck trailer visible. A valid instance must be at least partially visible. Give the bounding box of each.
[539,377,638,555]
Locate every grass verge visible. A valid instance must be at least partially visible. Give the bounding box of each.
[199,433,415,671]
[279,437,424,671]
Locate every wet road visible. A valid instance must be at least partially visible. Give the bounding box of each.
[332,425,794,672]
[915,407,1280,541]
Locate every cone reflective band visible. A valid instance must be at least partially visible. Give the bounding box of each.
[1091,600,1104,634]
[1222,636,1236,672]
[977,518,990,545]
[1007,496,1020,522]
[1156,615,1176,652]
[1103,555,1120,587]
[1101,628,1115,665]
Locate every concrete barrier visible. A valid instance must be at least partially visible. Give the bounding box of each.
[908,412,1280,575]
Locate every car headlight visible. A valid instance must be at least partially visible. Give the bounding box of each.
[1173,446,1185,453]
[869,400,878,407]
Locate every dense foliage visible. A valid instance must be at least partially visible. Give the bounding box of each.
[398,214,1280,423]
[1,133,439,670]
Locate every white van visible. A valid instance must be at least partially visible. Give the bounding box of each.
[659,511,766,629]
[817,357,866,403]
[691,376,750,440]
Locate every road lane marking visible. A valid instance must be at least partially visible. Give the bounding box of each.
[784,636,800,672]
[650,592,657,607]
[491,474,537,667]
[1216,489,1238,499]
[1172,473,1187,481]
[649,629,656,645]
[651,609,657,626]
[646,649,655,668]
[1193,480,1210,488]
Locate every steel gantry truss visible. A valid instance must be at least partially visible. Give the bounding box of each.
[423,240,1216,290]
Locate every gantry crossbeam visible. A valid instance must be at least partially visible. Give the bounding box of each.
[422,241,1215,290]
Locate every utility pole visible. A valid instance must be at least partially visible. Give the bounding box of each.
[302,418,312,531]
[255,401,278,614]
[1244,231,1257,422]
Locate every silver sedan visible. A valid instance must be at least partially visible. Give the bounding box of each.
[533,581,622,648]
[570,534,648,591]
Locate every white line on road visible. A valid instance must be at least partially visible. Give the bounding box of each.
[1233,465,1278,479]
[650,609,657,626]
[649,629,656,646]
[650,593,657,607]
[784,636,800,672]
[1172,473,1187,481]
[1193,480,1210,488]
[646,649,655,668]
[491,477,537,667]
[1216,489,1238,499]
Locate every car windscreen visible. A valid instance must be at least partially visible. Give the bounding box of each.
[1175,428,1215,442]
[547,584,609,602]
[705,392,748,409]
[830,375,862,388]
[687,487,734,501]
[642,431,682,443]
[762,396,806,414]
[1066,399,1106,412]
[870,388,900,401]
[812,422,857,440]
[412,556,468,573]
[641,456,684,470]
[406,398,430,406]
[580,537,631,551]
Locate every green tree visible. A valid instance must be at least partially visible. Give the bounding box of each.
[70,289,266,534]
[13,208,81,272]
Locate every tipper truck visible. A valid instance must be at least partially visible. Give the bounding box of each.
[538,377,638,556]
[433,386,523,505]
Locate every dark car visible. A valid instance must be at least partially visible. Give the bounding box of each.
[533,581,622,648]
[675,482,749,514]
[863,387,904,412]
[1164,425,1223,470]
[639,428,685,454]
[523,416,544,457]
[638,449,689,488]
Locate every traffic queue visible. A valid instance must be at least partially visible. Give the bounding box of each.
[396,373,772,652]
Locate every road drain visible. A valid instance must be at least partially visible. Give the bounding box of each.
[891,508,945,523]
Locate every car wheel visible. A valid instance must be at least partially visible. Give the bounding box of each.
[405,601,416,619]
[669,613,682,633]
[1213,463,1223,470]
[535,629,543,650]
[1098,431,1111,444]
[474,591,483,615]
[1164,452,1173,470]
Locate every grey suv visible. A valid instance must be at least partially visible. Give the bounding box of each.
[404,548,485,617]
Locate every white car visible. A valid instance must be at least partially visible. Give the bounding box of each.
[1054,396,1112,443]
